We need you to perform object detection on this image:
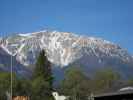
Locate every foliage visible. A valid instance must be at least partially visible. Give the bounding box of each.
[12,78,31,96]
[92,68,120,93]
[59,67,122,99]
[0,50,54,100]
[0,72,31,98]
[127,79,133,86]
[31,50,54,100]
[60,67,91,100]
[0,72,10,99]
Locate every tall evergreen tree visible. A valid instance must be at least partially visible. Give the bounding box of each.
[32,50,54,100]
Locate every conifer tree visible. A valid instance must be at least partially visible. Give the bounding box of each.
[32,50,54,100]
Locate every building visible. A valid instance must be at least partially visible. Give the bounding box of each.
[93,87,133,100]
[12,96,30,100]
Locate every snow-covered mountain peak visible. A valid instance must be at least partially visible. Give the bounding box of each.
[0,31,132,67]
[18,30,47,37]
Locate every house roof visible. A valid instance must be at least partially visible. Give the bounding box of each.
[94,90,133,97]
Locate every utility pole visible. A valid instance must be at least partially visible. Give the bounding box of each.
[10,49,17,100]
[10,54,13,100]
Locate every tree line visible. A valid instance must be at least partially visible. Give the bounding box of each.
[0,50,54,100]
[0,50,133,100]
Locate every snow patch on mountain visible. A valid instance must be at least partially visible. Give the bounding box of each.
[0,30,132,67]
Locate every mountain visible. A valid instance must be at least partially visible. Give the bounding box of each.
[0,47,30,77]
[0,30,133,78]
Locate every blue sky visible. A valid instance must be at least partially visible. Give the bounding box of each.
[0,0,133,54]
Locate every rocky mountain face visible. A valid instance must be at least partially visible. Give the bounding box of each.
[0,47,30,76]
[0,30,133,78]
